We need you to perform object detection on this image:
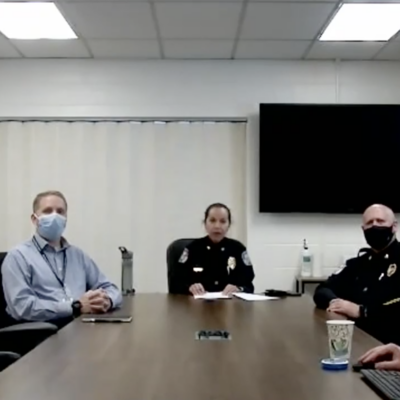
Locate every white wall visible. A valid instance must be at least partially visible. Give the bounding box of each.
[1,59,400,291]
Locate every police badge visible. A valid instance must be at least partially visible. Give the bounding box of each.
[387,264,397,277]
[227,257,236,274]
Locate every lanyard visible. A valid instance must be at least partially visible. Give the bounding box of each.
[32,236,67,289]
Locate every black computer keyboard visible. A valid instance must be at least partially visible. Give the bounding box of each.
[361,369,400,399]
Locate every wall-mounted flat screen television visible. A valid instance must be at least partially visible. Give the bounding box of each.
[259,103,400,213]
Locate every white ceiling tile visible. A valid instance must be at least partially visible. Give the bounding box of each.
[163,39,233,58]
[63,0,147,2]
[5,0,242,1]
[375,42,400,60]
[11,39,91,58]
[343,0,400,2]
[235,40,310,59]
[155,3,242,39]
[60,2,157,39]
[241,3,336,40]
[0,36,20,58]
[6,0,147,1]
[87,39,160,58]
[156,0,243,2]
[250,0,335,1]
[307,42,383,60]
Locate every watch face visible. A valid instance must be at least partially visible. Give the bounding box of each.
[72,302,81,317]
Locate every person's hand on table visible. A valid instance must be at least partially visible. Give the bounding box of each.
[90,289,111,313]
[80,289,111,313]
[189,283,205,296]
[359,344,400,370]
[78,291,95,314]
[222,284,239,296]
[327,299,360,318]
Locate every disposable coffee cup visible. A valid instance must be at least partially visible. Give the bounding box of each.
[326,320,355,361]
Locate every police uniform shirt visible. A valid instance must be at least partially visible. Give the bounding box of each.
[314,240,400,344]
[177,236,255,294]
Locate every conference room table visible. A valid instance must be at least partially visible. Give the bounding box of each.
[0,294,383,400]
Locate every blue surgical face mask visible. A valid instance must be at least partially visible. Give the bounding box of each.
[35,213,67,242]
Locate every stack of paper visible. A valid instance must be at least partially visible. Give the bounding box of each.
[233,293,279,301]
[194,292,231,300]
[194,292,279,301]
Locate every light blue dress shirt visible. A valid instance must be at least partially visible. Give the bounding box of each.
[2,234,122,322]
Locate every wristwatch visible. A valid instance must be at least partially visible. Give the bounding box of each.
[359,304,367,318]
[72,300,82,317]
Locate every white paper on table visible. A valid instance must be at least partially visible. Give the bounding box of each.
[194,292,231,300]
[233,293,279,301]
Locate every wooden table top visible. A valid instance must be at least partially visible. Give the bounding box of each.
[0,294,382,400]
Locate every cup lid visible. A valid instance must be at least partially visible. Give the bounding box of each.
[321,358,349,370]
[326,320,355,325]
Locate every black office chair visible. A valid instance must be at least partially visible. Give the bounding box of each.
[0,252,58,355]
[166,239,194,293]
[0,351,20,372]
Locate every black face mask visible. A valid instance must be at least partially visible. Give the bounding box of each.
[363,225,394,251]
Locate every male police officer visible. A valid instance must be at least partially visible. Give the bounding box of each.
[314,204,400,344]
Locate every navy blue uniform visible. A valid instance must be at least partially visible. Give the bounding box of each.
[314,240,400,344]
[175,236,255,294]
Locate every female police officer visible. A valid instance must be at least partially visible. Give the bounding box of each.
[177,203,255,296]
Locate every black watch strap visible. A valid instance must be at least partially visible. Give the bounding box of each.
[72,300,82,317]
[359,304,367,318]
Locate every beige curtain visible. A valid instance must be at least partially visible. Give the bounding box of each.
[0,121,246,292]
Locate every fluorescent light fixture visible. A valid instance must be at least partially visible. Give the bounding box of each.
[320,3,400,41]
[0,2,77,39]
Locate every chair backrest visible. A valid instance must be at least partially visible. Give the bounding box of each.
[0,351,20,372]
[0,253,16,328]
[0,253,9,327]
[166,239,194,293]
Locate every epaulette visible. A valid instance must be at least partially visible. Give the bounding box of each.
[358,247,372,258]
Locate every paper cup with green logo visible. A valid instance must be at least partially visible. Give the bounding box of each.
[326,320,355,360]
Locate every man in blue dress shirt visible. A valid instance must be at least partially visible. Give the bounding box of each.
[2,190,122,324]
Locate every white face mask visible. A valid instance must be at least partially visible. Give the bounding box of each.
[35,212,66,241]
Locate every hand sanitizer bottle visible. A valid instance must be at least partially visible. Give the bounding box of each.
[301,239,312,277]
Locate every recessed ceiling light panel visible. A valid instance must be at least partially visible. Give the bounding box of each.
[0,2,77,39]
[320,3,400,41]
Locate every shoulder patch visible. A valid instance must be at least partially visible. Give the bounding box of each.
[241,251,251,266]
[178,248,189,263]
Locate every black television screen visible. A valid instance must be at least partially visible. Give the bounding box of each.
[259,103,400,213]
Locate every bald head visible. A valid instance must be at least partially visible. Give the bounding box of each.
[362,204,396,228]
[362,204,397,251]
